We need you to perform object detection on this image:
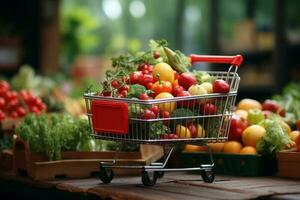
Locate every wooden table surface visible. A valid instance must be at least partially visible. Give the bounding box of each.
[1,171,300,200]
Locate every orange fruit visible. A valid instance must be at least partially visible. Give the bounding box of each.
[184,144,208,152]
[223,141,243,154]
[207,142,225,152]
[242,125,266,147]
[239,146,257,154]
[152,62,174,83]
[289,131,300,145]
[155,92,176,113]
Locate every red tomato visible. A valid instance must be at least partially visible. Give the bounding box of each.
[130,71,143,84]
[213,79,230,93]
[178,72,197,90]
[0,80,10,92]
[151,81,172,96]
[146,82,154,90]
[16,107,26,117]
[172,85,185,97]
[118,85,129,93]
[141,109,156,119]
[169,134,179,139]
[0,110,5,121]
[120,90,127,97]
[228,115,248,142]
[176,90,194,107]
[200,103,217,115]
[150,105,160,115]
[111,80,119,89]
[139,93,150,100]
[138,63,146,71]
[145,65,153,73]
[142,69,149,74]
[0,97,5,109]
[160,110,170,118]
[142,74,154,87]
[10,111,18,119]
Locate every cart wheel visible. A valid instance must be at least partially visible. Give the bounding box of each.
[99,167,114,184]
[201,170,215,183]
[156,171,164,179]
[141,170,157,186]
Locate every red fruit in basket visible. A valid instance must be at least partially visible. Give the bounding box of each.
[142,109,156,119]
[150,105,160,115]
[200,103,217,115]
[151,80,172,96]
[120,90,127,97]
[0,110,5,121]
[111,80,119,89]
[102,91,112,96]
[145,65,153,73]
[139,93,150,100]
[138,63,146,71]
[142,69,149,74]
[169,133,179,139]
[177,90,193,107]
[146,82,154,90]
[130,71,143,84]
[187,123,198,138]
[0,97,5,109]
[142,74,154,86]
[178,72,197,90]
[118,85,129,93]
[173,85,185,97]
[0,80,10,92]
[297,120,300,131]
[153,51,161,59]
[10,111,18,119]
[213,79,230,93]
[228,115,248,142]
[16,106,26,117]
[262,100,280,113]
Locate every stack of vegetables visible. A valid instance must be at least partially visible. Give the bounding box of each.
[94,39,232,140]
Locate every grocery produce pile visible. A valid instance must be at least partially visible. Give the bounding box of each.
[90,39,235,140]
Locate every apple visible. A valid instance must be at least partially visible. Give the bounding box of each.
[262,100,280,113]
[213,79,230,93]
[200,103,217,115]
[228,115,248,142]
[178,72,197,90]
[187,84,207,96]
[187,123,197,138]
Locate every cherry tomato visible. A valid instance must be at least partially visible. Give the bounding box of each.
[10,111,18,119]
[142,109,156,119]
[151,81,172,96]
[142,69,149,74]
[213,79,230,93]
[146,82,154,90]
[139,93,150,100]
[101,91,111,96]
[118,85,129,93]
[145,65,153,73]
[37,103,47,111]
[16,107,26,117]
[0,97,5,109]
[130,71,143,84]
[150,105,160,115]
[153,51,160,59]
[111,80,119,89]
[172,85,185,97]
[138,63,146,71]
[200,103,217,115]
[169,134,179,139]
[161,111,170,118]
[142,74,154,87]
[0,110,5,121]
[120,90,127,97]
[0,80,10,92]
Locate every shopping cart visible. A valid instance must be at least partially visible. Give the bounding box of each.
[84,55,243,186]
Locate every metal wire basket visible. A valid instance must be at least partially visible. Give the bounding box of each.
[83,54,243,186]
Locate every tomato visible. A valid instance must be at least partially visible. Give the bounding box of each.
[142,74,154,87]
[151,81,172,96]
[139,93,150,100]
[141,109,156,119]
[169,134,179,139]
[161,111,170,118]
[228,115,247,142]
[153,51,160,59]
[150,105,160,115]
[142,69,149,74]
[16,107,26,117]
[0,80,10,92]
[178,72,197,90]
[10,111,18,119]
[152,63,174,83]
[120,90,127,97]
[138,63,146,71]
[177,90,194,107]
[118,85,129,93]
[172,85,184,97]
[213,79,230,93]
[111,80,119,89]
[130,71,143,84]
[200,103,217,115]
[101,91,112,96]
[146,82,154,90]
[0,97,5,109]
[145,65,153,73]
[0,110,5,121]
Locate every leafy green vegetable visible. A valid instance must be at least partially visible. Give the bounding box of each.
[126,84,147,98]
[192,70,216,84]
[272,82,300,125]
[170,108,195,118]
[257,115,292,155]
[164,47,190,73]
[149,122,170,139]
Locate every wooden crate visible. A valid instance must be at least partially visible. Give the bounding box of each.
[277,148,300,179]
[0,149,13,170]
[13,139,164,180]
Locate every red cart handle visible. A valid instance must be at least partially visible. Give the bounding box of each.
[190,54,243,67]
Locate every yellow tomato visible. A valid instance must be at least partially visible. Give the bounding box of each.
[152,62,175,83]
[154,92,176,113]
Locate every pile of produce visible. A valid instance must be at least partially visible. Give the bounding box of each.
[0,80,47,121]
[15,114,123,160]
[93,39,232,139]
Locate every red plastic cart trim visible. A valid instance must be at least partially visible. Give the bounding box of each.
[91,100,128,134]
[190,54,243,67]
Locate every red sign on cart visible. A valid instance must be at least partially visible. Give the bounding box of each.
[91,100,128,134]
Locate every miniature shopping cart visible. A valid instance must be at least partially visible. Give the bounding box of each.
[84,55,243,186]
